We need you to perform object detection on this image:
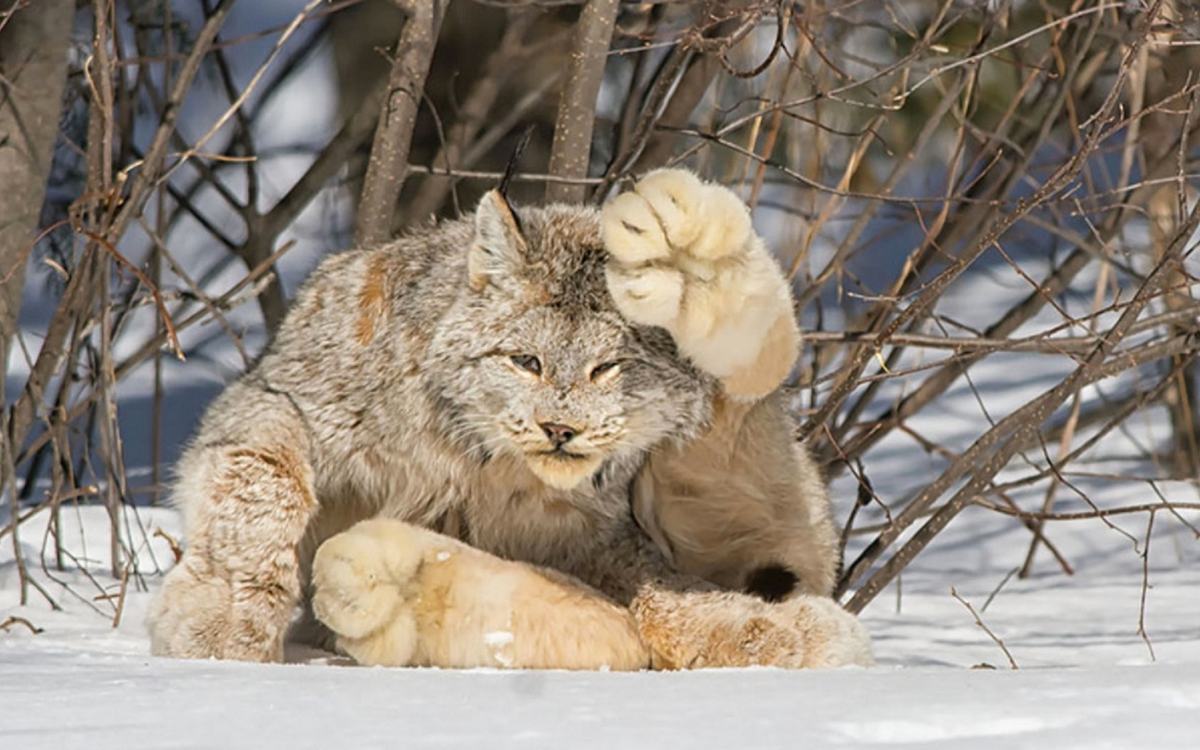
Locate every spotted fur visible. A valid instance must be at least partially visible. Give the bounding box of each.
[147,170,870,669]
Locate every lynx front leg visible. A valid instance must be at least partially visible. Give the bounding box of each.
[311,519,649,671]
[148,407,318,662]
[604,170,840,601]
[602,169,801,399]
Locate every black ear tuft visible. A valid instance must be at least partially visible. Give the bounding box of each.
[498,124,536,201]
[468,190,528,291]
[745,564,799,603]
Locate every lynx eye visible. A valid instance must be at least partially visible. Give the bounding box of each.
[590,361,620,381]
[510,354,542,376]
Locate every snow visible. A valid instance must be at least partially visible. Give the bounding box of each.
[3,501,1198,748]
[484,630,515,647]
[485,629,516,667]
[4,648,1198,750]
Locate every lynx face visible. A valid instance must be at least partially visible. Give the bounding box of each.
[475,307,634,490]
[425,193,711,491]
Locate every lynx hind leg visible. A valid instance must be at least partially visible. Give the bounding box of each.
[786,595,875,668]
[312,519,649,671]
[635,395,839,601]
[602,169,800,398]
[148,435,317,662]
[632,587,872,670]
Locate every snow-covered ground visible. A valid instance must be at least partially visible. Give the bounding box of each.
[3,492,1197,749]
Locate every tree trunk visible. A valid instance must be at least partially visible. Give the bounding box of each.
[0,0,75,460]
[353,0,447,246]
[544,0,619,204]
[0,0,74,603]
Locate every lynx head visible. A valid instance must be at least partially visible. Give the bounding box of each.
[425,191,711,491]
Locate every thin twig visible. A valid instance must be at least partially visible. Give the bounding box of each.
[0,616,44,635]
[951,587,1019,669]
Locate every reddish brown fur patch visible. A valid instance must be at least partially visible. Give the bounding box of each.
[631,593,688,670]
[355,256,390,347]
[222,446,316,515]
[527,285,553,306]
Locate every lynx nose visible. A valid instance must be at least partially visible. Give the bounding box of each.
[540,422,577,447]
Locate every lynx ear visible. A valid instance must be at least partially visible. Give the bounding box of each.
[469,190,528,291]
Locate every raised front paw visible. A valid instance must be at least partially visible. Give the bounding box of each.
[631,587,872,669]
[601,169,801,398]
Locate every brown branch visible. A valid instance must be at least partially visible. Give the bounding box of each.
[841,146,1197,612]
[0,0,76,605]
[0,615,43,634]
[107,0,237,243]
[457,69,562,172]
[1137,511,1157,661]
[5,243,103,508]
[77,227,183,358]
[974,499,1200,524]
[354,0,446,246]
[403,10,539,222]
[545,0,619,203]
[408,163,602,185]
[951,587,1018,669]
[137,217,248,365]
[597,41,693,198]
[804,305,1200,355]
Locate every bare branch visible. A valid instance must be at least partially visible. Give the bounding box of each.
[355,0,446,246]
[842,168,1200,613]
[951,588,1019,669]
[545,0,619,203]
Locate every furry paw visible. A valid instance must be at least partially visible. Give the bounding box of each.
[631,587,872,669]
[782,595,875,668]
[313,519,649,670]
[602,169,801,398]
[147,556,292,663]
[311,521,425,666]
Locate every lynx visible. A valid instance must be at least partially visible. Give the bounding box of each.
[147,169,872,670]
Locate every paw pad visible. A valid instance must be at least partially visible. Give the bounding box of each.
[602,169,800,397]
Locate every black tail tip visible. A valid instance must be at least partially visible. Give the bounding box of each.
[745,564,799,603]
